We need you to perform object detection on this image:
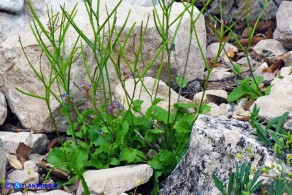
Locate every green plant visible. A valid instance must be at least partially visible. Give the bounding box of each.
[213,161,264,195]
[20,0,263,194]
[227,76,264,102]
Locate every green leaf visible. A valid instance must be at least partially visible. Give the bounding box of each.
[152,98,164,106]
[232,64,242,74]
[198,104,211,114]
[254,121,272,145]
[251,76,264,92]
[265,85,272,95]
[176,76,188,88]
[145,129,164,143]
[132,100,144,112]
[148,158,162,170]
[228,173,235,195]
[47,148,68,171]
[119,148,145,163]
[62,175,78,186]
[212,174,225,194]
[109,158,120,166]
[227,84,257,102]
[68,146,89,170]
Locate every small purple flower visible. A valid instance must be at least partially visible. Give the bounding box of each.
[108,105,114,112]
[99,130,104,135]
[80,81,85,87]
[61,93,69,100]
[55,23,59,27]
[113,100,119,107]
[129,73,133,77]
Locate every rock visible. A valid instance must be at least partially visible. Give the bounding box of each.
[282,51,292,67]
[29,153,46,164]
[160,115,291,194]
[253,39,287,60]
[236,57,260,69]
[76,164,153,195]
[193,89,228,104]
[10,190,71,195]
[114,77,190,114]
[197,0,284,21]
[274,1,292,49]
[0,132,49,154]
[0,139,7,180]
[251,67,292,120]
[207,67,232,80]
[0,91,7,125]
[205,103,231,119]
[0,0,24,13]
[7,168,39,184]
[206,42,238,59]
[253,62,275,81]
[24,160,38,172]
[0,0,206,133]
[283,119,292,131]
[123,0,158,7]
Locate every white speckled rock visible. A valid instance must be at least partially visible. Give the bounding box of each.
[0,91,7,125]
[160,115,292,194]
[274,1,292,49]
[0,132,49,154]
[77,164,153,195]
[251,66,292,120]
[0,0,24,13]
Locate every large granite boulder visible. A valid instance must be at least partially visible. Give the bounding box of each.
[160,115,291,194]
[0,0,206,133]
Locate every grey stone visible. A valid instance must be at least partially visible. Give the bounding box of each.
[160,115,291,194]
[282,51,292,67]
[0,139,7,180]
[77,164,153,195]
[274,1,292,49]
[206,42,238,59]
[253,39,288,60]
[251,67,292,121]
[196,0,286,21]
[7,168,39,184]
[0,91,7,125]
[0,0,24,13]
[0,132,49,154]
